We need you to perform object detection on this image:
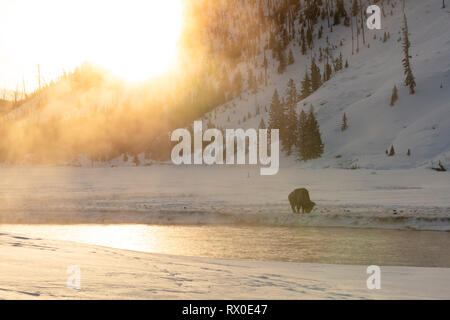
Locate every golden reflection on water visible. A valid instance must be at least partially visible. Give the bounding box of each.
[0,224,449,267]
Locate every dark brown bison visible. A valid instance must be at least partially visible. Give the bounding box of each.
[288,188,316,214]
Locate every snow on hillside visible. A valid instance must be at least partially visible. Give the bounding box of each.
[203,0,450,170]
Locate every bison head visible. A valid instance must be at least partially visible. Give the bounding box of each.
[304,201,316,213]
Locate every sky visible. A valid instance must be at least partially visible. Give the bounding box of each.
[0,0,183,93]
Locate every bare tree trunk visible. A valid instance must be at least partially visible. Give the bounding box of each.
[22,75,26,99]
[326,0,330,29]
[359,0,366,45]
[356,16,359,53]
[351,13,354,55]
[14,82,19,106]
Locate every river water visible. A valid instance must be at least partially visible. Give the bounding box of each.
[1,224,448,267]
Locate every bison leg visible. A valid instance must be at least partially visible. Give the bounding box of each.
[289,201,296,213]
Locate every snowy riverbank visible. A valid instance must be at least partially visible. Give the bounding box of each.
[1,231,449,300]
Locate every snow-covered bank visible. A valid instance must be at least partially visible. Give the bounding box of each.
[0,166,449,230]
[0,232,449,300]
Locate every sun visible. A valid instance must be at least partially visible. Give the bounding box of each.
[0,0,184,88]
[86,0,184,81]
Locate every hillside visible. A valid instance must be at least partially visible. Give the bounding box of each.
[1,0,449,169]
[201,0,450,170]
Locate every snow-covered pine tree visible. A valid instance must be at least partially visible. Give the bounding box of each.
[259,118,266,130]
[306,26,313,48]
[262,52,268,85]
[307,105,324,159]
[283,79,299,155]
[324,58,333,82]
[336,0,346,17]
[310,58,322,91]
[389,145,395,156]
[296,109,308,161]
[390,85,398,106]
[232,70,243,98]
[301,71,312,99]
[269,89,283,132]
[248,69,257,94]
[133,155,140,166]
[333,9,341,25]
[278,49,287,74]
[300,28,307,55]
[341,113,348,131]
[288,49,295,65]
[335,52,343,71]
[301,37,307,55]
[402,14,416,94]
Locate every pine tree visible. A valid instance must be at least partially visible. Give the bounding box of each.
[248,69,257,94]
[258,118,266,129]
[335,52,343,71]
[341,113,348,131]
[269,89,283,131]
[389,145,395,156]
[300,28,307,55]
[344,15,350,26]
[133,155,140,166]
[310,58,322,91]
[283,79,299,155]
[296,109,308,161]
[306,106,324,159]
[306,26,313,48]
[336,0,346,17]
[390,85,398,106]
[232,70,243,98]
[262,52,268,85]
[402,14,416,94]
[333,9,341,25]
[288,49,295,65]
[324,58,333,82]
[301,38,307,55]
[278,49,287,74]
[301,71,312,99]
[407,149,411,156]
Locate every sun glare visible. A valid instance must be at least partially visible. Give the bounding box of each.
[0,0,183,88]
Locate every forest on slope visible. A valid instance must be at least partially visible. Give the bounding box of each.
[1,0,449,169]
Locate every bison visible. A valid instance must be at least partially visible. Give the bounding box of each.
[288,188,316,214]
